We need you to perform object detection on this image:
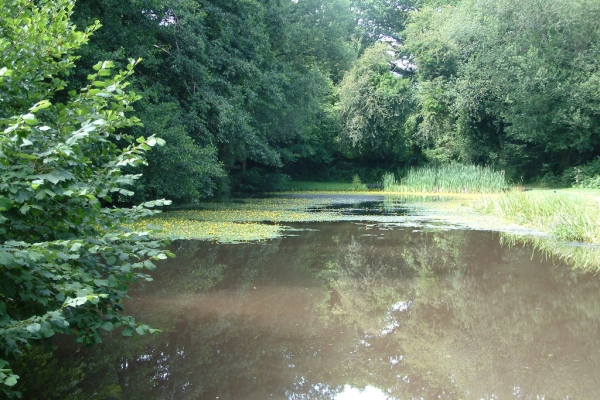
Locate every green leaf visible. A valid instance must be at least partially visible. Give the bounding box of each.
[0,252,14,265]
[0,197,14,211]
[101,321,114,331]
[35,169,74,184]
[93,279,108,287]
[0,67,12,77]
[29,100,51,112]
[4,375,18,387]
[26,323,41,334]
[22,113,37,125]
[122,327,134,337]
[70,243,82,252]
[64,297,90,308]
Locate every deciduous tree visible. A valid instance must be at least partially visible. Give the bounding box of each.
[0,1,170,395]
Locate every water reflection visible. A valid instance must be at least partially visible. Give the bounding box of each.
[48,222,600,399]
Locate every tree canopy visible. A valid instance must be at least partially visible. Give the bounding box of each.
[403,0,600,180]
[18,0,596,197]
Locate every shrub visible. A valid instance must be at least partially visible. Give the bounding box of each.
[0,2,171,395]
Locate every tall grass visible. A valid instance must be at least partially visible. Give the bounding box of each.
[381,172,396,191]
[388,164,508,193]
[500,233,600,272]
[476,191,600,244]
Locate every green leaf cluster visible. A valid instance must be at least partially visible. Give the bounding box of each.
[0,1,171,396]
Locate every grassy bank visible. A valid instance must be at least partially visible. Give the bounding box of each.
[476,190,600,243]
[285,181,357,192]
[473,189,600,271]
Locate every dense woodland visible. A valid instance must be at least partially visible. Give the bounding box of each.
[66,0,600,201]
[2,0,600,395]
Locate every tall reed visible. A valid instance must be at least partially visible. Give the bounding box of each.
[389,164,508,193]
[477,191,600,244]
[381,172,396,191]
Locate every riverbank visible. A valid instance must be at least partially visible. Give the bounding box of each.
[470,189,600,271]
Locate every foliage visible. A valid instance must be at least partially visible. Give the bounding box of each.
[230,169,290,194]
[129,102,224,204]
[336,43,415,165]
[394,164,507,193]
[404,0,600,180]
[575,176,600,189]
[352,174,366,191]
[350,0,419,43]
[71,0,360,200]
[0,1,171,396]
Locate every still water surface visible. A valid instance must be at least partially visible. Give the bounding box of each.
[55,211,600,399]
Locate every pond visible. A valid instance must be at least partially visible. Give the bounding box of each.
[50,198,600,399]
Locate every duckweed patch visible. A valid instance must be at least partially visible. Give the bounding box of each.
[127,195,524,243]
[128,197,348,242]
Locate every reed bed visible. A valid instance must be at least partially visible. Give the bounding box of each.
[476,191,600,244]
[387,164,508,194]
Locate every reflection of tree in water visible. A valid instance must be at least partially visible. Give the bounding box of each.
[327,229,600,398]
[44,224,600,399]
[398,243,600,399]
[331,235,403,335]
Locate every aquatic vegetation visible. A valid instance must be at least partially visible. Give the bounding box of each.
[127,190,600,272]
[500,234,600,272]
[382,172,396,191]
[388,164,508,193]
[127,197,348,242]
[474,190,600,271]
[476,191,600,244]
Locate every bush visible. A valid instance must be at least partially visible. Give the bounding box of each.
[547,158,600,188]
[0,2,171,395]
[232,169,291,193]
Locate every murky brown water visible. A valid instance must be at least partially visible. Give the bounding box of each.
[52,220,600,399]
